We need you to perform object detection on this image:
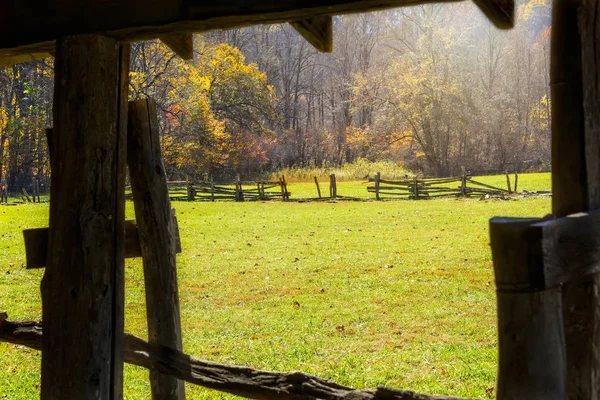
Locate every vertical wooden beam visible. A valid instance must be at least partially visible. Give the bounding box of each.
[127,98,185,400]
[551,1,600,398]
[41,35,128,399]
[490,218,566,399]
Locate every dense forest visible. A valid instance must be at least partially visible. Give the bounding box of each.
[0,0,550,194]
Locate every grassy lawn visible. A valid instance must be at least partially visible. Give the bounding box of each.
[0,173,552,399]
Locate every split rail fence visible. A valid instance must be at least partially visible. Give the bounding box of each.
[127,177,290,202]
[368,171,517,200]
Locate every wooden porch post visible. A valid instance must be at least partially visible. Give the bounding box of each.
[41,35,129,399]
[551,1,600,398]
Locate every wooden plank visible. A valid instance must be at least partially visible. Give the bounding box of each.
[41,34,126,400]
[290,16,333,53]
[23,220,182,269]
[0,0,514,68]
[127,98,185,400]
[551,1,600,398]
[0,318,472,400]
[160,33,194,59]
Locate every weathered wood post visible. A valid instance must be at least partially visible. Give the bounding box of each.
[41,36,129,399]
[314,176,322,198]
[127,98,185,400]
[210,179,215,202]
[413,176,418,200]
[329,173,337,198]
[461,167,467,197]
[505,171,512,194]
[514,173,518,193]
[186,180,195,201]
[236,175,244,202]
[375,172,381,200]
[552,1,600,398]
[281,175,289,201]
[490,218,566,400]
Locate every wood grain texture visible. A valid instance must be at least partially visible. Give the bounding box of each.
[496,290,566,400]
[0,0,514,67]
[23,220,182,269]
[490,212,600,291]
[41,34,126,400]
[290,16,333,52]
[490,215,567,399]
[551,1,600,398]
[0,318,471,400]
[127,98,185,400]
[160,33,194,59]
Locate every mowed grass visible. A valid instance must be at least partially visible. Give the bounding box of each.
[0,173,552,399]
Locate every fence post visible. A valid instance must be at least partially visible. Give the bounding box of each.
[331,174,337,198]
[413,176,418,200]
[210,179,215,202]
[235,175,244,202]
[514,173,519,193]
[461,166,466,197]
[186,179,195,201]
[505,171,512,194]
[314,176,322,198]
[281,175,289,201]
[329,174,334,198]
[32,179,37,203]
[375,172,381,200]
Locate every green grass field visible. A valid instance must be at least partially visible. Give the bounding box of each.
[0,173,552,399]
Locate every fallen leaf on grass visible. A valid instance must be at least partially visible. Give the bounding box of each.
[294,301,301,307]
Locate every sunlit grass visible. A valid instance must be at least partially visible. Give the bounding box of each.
[0,177,552,399]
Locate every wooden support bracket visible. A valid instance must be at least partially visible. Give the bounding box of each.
[490,211,600,292]
[159,33,194,60]
[472,0,514,29]
[290,16,333,53]
[23,219,182,269]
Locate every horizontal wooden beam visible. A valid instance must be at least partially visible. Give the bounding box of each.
[0,316,470,400]
[490,211,600,293]
[22,219,182,269]
[0,0,514,68]
[290,16,333,52]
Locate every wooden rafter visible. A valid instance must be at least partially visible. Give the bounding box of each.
[0,0,514,68]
